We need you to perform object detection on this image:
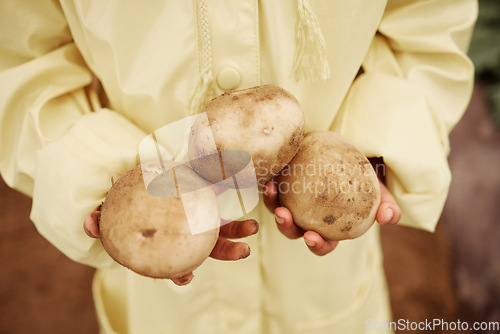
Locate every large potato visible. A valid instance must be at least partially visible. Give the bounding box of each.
[277,131,381,241]
[99,162,220,279]
[189,85,304,187]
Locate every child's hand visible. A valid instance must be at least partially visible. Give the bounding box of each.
[263,180,401,256]
[83,212,258,286]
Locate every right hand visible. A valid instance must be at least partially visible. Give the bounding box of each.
[262,182,339,256]
[84,212,258,286]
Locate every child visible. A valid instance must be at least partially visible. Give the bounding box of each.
[0,0,476,333]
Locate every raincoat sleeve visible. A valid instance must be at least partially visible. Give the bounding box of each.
[333,0,477,231]
[0,1,146,268]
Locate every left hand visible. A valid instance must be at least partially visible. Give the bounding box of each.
[263,179,401,256]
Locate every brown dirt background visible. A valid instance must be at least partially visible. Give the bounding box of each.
[1,83,499,333]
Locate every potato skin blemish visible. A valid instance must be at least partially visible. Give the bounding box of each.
[323,215,335,224]
[141,229,157,238]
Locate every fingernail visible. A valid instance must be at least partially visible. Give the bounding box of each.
[251,220,259,234]
[240,244,251,259]
[305,239,316,247]
[179,275,193,285]
[264,184,269,197]
[275,215,284,225]
[384,208,394,224]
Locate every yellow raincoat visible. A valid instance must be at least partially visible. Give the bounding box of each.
[0,0,476,333]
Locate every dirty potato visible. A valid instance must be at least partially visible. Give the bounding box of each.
[277,131,381,241]
[189,85,304,187]
[99,162,220,279]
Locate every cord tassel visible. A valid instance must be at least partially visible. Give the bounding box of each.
[293,0,331,82]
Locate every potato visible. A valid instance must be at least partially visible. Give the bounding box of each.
[277,131,381,241]
[189,85,304,187]
[99,162,220,279]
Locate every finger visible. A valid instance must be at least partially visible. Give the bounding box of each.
[376,181,402,225]
[210,238,251,261]
[274,207,305,239]
[171,272,194,286]
[263,182,280,212]
[303,231,339,256]
[219,219,259,239]
[84,211,101,238]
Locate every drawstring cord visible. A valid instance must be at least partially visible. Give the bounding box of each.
[189,0,215,115]
[189,0,331,114]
